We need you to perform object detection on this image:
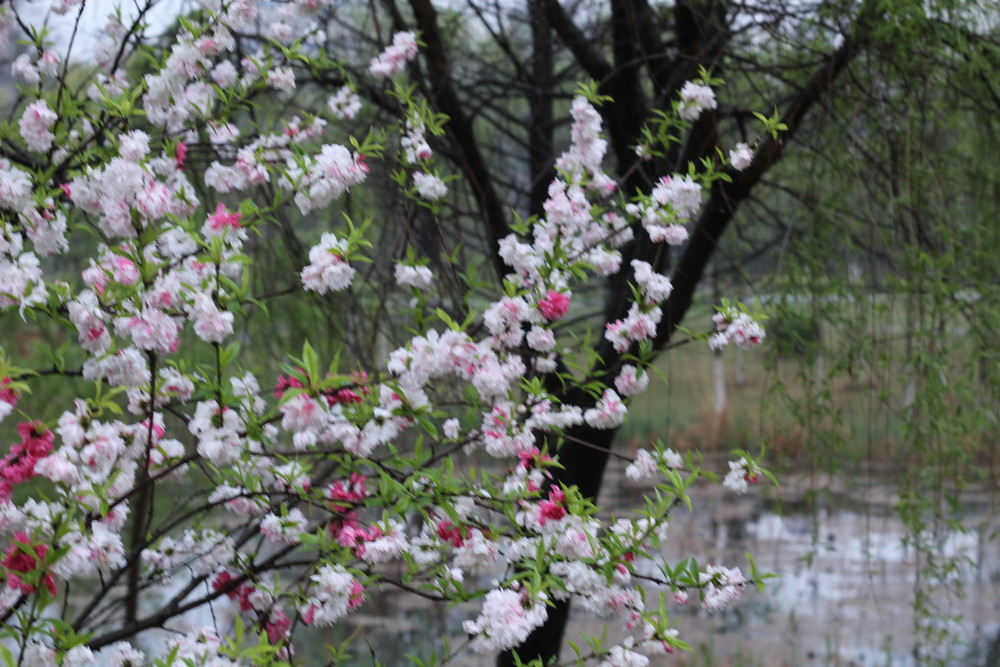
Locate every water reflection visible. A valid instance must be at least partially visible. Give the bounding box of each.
[595,469,1000,667]
[333,468,1000,666]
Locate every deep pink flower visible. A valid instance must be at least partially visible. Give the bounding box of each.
[266,609,291,643]
[328,474,367,507]
[537,290,570,321]
[436,520,466,547]
[1,422,53,500]
[3,532,55,596]
[348,580,365,609]
[538,487,567,525]
[302,604,317,625]
[175,142,187,167]
[325,387,362,407]
[273,372,305,399]
[0,377,17,410]
[517,447,554,470]
[212,570,254,609]
[207,202,242,231]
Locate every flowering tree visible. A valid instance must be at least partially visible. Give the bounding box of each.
[0,1,771,665]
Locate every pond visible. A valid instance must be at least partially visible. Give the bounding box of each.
[330,462,1000,666]
[593,464,1000,667]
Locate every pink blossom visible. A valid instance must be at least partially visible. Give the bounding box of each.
[12,55,39,86]
[624,449,659,482]
[605,305,661,352]
[175,142,187,168]
[51,0,82,15]
[301,233,355,294]
[555,97,608,183]
[729,142,753,171]
[658,224,689,246]
[189,293,234,343]
[584,389,627,429]
[369,31,419,78]
[462,587,549,653]
[630,260,673,304]
[67,290,111,354]
[700,565,746,610]
[1,423,54,500]
[19,100,57,153]
[538,487,567,525]
[267,67,296,91]
[273,372,306,399]
[38,51,60,77]
[211,61,238,88]
[119,130,150,161]
[121,308,180,353]
[402,121,432,163]
[266,609,291,644]
[483,296,529,347]
[537,290,570,321]
[0,160,33,211]
[709,307,766,351]
[325,386,363,406]
[205,202,242,233]
[136,182,173,222]
[212,570,254,609]
[328,473,367,505]
[292,145,369,214]
[678,81,716,121]
[436,520,466,547]
[614,364,648,397]
[526,325,556,352]
[3,531,55,595]
[328,86,362,120]
[268,22,294,43]
[300,565,364,626]
[653,174,702,220]
[394,263,433,289]
[0,377,17,422]
[413,171,447,200]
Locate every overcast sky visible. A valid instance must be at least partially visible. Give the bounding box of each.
[12,0,188,61]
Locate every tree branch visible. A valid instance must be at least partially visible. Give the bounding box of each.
[408,0,513,282]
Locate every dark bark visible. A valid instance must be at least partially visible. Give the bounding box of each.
[529,0,556,218]
[408,0,513,283]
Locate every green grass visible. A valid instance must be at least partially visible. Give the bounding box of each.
[620,295,996,477]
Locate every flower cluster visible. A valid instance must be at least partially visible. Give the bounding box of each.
[19,100,58,153]
[708,304,767,350]
[624,447,683,482]
[625,173,701,245]
[0,423,53,501]
[722,456,761,494]
[462,587,549,653]
[3,531,55,596]
[301,233,356,294]
[678,81,717,121]
[369,31,419,78]
[299,564,365,626]
[700,565,746,610]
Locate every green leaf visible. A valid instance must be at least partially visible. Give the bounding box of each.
[302,340,319,384]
